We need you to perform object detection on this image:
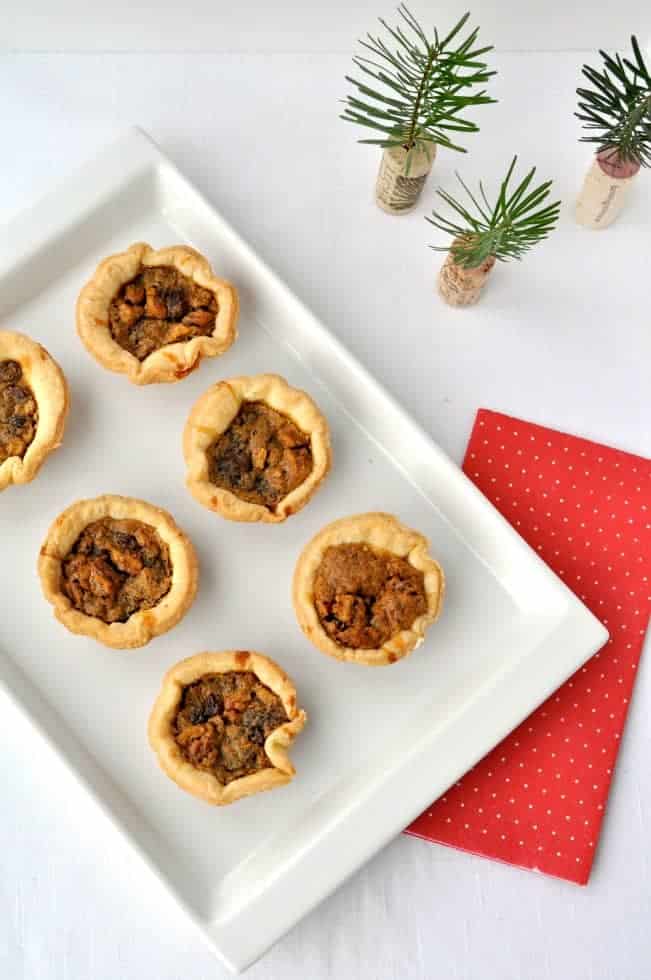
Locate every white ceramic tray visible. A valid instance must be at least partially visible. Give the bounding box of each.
[0,129,607,972]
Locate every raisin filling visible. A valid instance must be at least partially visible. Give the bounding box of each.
[0,360,38,465]
[174,671,289,784]
[61,518,172,624]
[208,401,313,508]
[109,265,218,361]
[313,543,427,649]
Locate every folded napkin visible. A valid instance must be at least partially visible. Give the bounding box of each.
[406,409,651,884]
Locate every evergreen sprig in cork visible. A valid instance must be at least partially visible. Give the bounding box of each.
[428,157,561,306]
[575,36,651,228]
[342,4,496,214]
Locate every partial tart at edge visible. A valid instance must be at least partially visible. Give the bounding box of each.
[148,650,307,806]
[38,494,198,648]
[0,329,69,492]
[293,512,445,666]
[183,373,332,523]
[76,242,239,385]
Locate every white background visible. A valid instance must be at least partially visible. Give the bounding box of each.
[1,0,648,51]
[1,3,651,979]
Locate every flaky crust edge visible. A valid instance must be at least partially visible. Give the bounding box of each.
[148,650,307,806]
[0,329,70,492]
[76,242,239,385]
[292,512,445,666]
[37,494,199,649]
[183,373,332,524]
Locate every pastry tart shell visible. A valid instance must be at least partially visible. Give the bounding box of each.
[183,373,332,523]
[293,512,445,666]
[76,242,238,385]
[148,650,307,806]
[0,329,69,492]
[38,494,198,649]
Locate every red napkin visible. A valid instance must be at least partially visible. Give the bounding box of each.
[406,409,651,884]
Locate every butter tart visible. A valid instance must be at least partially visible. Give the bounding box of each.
[148,650,307,806]
[293,513,445,666]
[0,329,69,492]
[38,495,198,648]
[183,374,332,523]
[76,243,238,385]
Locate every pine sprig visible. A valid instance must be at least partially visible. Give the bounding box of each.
[426,157,561,268]
[341,4,496,161]
[576,36,651,168]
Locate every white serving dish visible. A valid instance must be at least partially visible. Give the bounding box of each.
[0,129,608,973]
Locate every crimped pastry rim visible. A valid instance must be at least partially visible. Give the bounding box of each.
[0,329,70,492]
[148,650,307,806]
[38,494,199,649]
[183,373,332,523]
[76,242,239,385]
[292,512,445,666]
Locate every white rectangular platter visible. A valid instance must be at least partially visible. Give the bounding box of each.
[0,129,608,973]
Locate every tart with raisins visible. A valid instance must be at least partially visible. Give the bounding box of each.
[38,495,198,648]
[76,243,238,385]
[148,651,307,806]
[293,513,444,666]
[0,329,69,492]
[183,374,332,523]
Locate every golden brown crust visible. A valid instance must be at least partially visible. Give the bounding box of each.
[76,242,239,385]
[183,373,332,523]
[293,512,445,666]
[38,494,199,649]
[148,650,307,806]
[0,329,70,492]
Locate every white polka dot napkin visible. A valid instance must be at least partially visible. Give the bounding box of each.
[406,409,650,884]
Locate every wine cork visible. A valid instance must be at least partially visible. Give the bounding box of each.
[437,244,496,307]
[375,143,436,214]
[575,152,640,229]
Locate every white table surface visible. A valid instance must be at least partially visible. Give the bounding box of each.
[1,49,650,980]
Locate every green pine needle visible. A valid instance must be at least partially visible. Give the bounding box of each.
[426,157,561,268]
[341,4,496,163]
[576,36,651,167]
